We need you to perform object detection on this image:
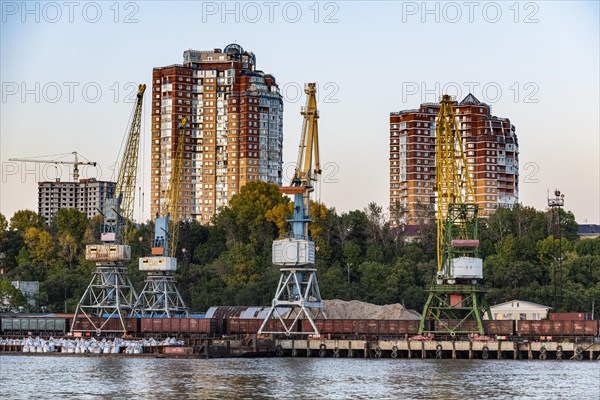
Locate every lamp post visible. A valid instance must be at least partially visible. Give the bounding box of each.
[182,248,188,266]
[138,235,144,257]
[548,189,565,310]
[347,263,352,284]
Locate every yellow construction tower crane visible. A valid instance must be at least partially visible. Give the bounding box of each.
[71,84,146,335]
[135,118,189,317]
[419,95,490,336]
[9,151,96,182]
[259,83,326,335]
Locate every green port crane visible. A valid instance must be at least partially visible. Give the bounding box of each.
[419,95,491,336]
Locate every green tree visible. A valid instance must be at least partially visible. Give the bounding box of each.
[551,209,579,242]
[10,210,44,233]
[575,238,600,256]
[342,241,362,271]
[0,212,7,242]
[358,261,398,304]
[215,181,288,250]
[487,207,515,242]
[54,208,89,239]
[24,227,56,265]
[536,235,572,268]
[568,255,600,286]
[58,233,79,268]
[0,279,26,310]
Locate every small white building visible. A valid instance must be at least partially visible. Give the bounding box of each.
[11,281,39,308]
[488,300,552,321]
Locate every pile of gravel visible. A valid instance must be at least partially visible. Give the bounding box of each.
[321,299,421,320]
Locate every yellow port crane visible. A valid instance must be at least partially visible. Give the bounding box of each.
[135,118,189,318]
[419,94,490,336]
[9,151,96,182]
[71,83,146,335]
[259,83,325,335]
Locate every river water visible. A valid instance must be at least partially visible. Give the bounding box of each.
[1,356,598,399]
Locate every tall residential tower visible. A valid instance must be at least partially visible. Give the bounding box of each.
[151,44,283,222]
[389,94,519,226]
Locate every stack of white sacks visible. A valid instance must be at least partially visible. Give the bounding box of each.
[0,336,185,354]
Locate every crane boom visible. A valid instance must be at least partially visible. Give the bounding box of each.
[9,151,96,182]
[280,83,322,240]
[292,83,321,188]
[435,95,475,273]
[158,117,187,258]
[115,84,146,242]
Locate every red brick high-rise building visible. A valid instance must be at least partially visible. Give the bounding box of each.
[389,94,519,226]
[151,44,283,222]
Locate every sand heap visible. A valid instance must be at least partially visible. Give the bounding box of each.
[321,299,421,320]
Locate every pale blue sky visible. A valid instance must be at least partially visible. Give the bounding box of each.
[1,1,599,223]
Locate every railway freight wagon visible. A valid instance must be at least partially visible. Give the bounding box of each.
[516,320,599,338]
[71,317,140,334]
[227,318,300,335]
[313,319,422,338]
[1,317,69,336]
[433,320,514,336]
[484,320,514,336]
[140,318,219,337]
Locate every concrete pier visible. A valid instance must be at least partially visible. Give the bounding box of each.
[2,338,599,360]
[275,339,600,360]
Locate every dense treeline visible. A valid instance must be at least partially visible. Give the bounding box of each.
[1,181,598,314]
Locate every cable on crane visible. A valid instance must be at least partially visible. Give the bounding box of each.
[113,99,138,183]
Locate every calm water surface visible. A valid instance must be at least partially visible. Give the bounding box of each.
[0,356,598,399]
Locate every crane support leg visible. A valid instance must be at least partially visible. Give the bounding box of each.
[259,267,326,335]
[70,263,138,335]
[419,284,490,335]
[134,273,189,318]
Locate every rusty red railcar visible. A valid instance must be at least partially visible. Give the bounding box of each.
[483,320,514,336]
[312,319,421,337]
[517,319,598,337]
[141,318,218,336]
[72,317,139,333]
[226,318,299,334]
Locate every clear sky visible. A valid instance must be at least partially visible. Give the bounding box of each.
[1,1,599,224]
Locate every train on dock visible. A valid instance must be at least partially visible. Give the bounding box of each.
[1,314,598,342]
